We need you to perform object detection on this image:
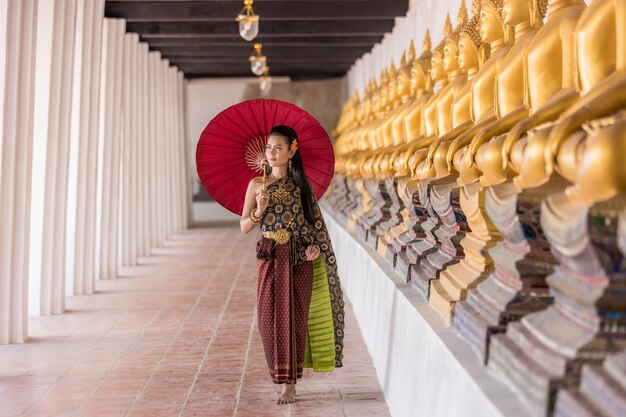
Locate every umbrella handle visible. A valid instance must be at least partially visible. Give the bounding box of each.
[262,161,267,191]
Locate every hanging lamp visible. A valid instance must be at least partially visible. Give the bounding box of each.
[259,66,272,96]
[249,43,267,76]
[236,0,259,41]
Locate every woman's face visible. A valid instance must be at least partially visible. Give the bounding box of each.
[266,134,293,167]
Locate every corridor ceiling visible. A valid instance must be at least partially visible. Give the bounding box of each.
[104,0,409,80]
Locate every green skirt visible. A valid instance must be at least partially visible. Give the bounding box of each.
[304,257,336,372]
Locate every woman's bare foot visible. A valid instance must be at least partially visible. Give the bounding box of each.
[276,383,296,404]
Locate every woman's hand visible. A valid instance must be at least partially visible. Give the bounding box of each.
[305,245,320,261]
[255,189,269,213]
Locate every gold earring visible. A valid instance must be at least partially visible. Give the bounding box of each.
[288,159,292,172]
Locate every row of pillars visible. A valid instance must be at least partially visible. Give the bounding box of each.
[0,0,190,344]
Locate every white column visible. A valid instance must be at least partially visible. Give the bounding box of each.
[107,19,125,277]
[96,18,112,282]
[140,44,151,255]
[166,67,176,238]
[155,59,166,245]
[129,35,138,264]
[70,0,104,295]
[135,42,145,258]
[34,0,78,316]
[148,52,159,249]
[98,18,125,280]
[176,73,185,232]
[172,71,183,233]
[0,0,38,344]
[121,33,137,266]
[182,78,192,229]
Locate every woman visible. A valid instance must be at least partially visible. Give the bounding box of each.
[240,125,344,404]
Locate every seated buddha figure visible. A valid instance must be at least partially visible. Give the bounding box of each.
[361,68,395,179]
[467,0,549,187]
[378,47,417,179]
[415,0,494,181]
[545,0,626,206]
[485,3,626,416]
[357,74,385,180]
[392,31,435,177]
[450,0,516,185]
[501,0,588,190]
[406,10,466,177]
[344,81,375,222]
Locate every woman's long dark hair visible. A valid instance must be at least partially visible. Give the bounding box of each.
[269,125,315,225]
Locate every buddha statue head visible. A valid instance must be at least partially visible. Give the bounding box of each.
[397,45,414,102]
[480,0,506,44]
[459,1,484,72]
[388,62,400,107]
[502,0,547,27]
[431,15,452,84]
[370,77,382,118]
[378,69,389,114]
[443,0,469,75]
[410,31,433,97]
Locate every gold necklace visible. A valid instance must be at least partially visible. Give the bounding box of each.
[269,174,290,205]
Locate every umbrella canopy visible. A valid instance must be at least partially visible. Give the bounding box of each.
[196,99,335,215]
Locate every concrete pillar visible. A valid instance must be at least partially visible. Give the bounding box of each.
[70,0,104,296]
[34,0,79,315]
[0,0,38,343]
[98,18,125,280]
[140,44,151,255]
[148,52,159,249]
[121,33,136,266]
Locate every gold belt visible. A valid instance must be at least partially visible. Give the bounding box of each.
[263,228,292,245]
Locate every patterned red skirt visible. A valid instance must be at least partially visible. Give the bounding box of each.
[257,237,312,384]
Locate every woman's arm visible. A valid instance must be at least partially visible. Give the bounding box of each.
[240,179,267,234]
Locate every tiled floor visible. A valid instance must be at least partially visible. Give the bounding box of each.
[0,227,390,417]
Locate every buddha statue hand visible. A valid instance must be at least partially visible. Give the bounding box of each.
[448,137,468,169]
[546,106,593,162]
[424,138,443,170]
[502,120,528,170]
[466,128,493,166]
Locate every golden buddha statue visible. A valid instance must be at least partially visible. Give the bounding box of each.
[468,0,549,187]
[377,48,417,179]
[405,15,453,176]
[545,0,625,206]
[486,3,626,416]
[378,35,436,265]
[411,2,471,180]
[380,62,403,149]
[392,32,434,177]
[451,0,516,185]
[502,0,587,189]
[416,0,492,181]
[392,45,417,145]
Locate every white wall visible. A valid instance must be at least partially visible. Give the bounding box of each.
[186,78,254,223]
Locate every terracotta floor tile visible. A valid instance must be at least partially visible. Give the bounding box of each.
[0,227,390,416]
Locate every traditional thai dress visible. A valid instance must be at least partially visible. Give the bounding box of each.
[256,175,344,384]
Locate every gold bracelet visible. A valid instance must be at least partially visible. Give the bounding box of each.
[249,209,262,224]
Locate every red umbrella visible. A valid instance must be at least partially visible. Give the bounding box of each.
[196,99,335,215]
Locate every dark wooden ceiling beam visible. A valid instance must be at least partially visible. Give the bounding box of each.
[104,0,409,79]
[175,62,351,74]
[142,35,384,46]
[167,57,356,64]
[105,1,407,21]
[153,45,372,57]
[126,19,395,36]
